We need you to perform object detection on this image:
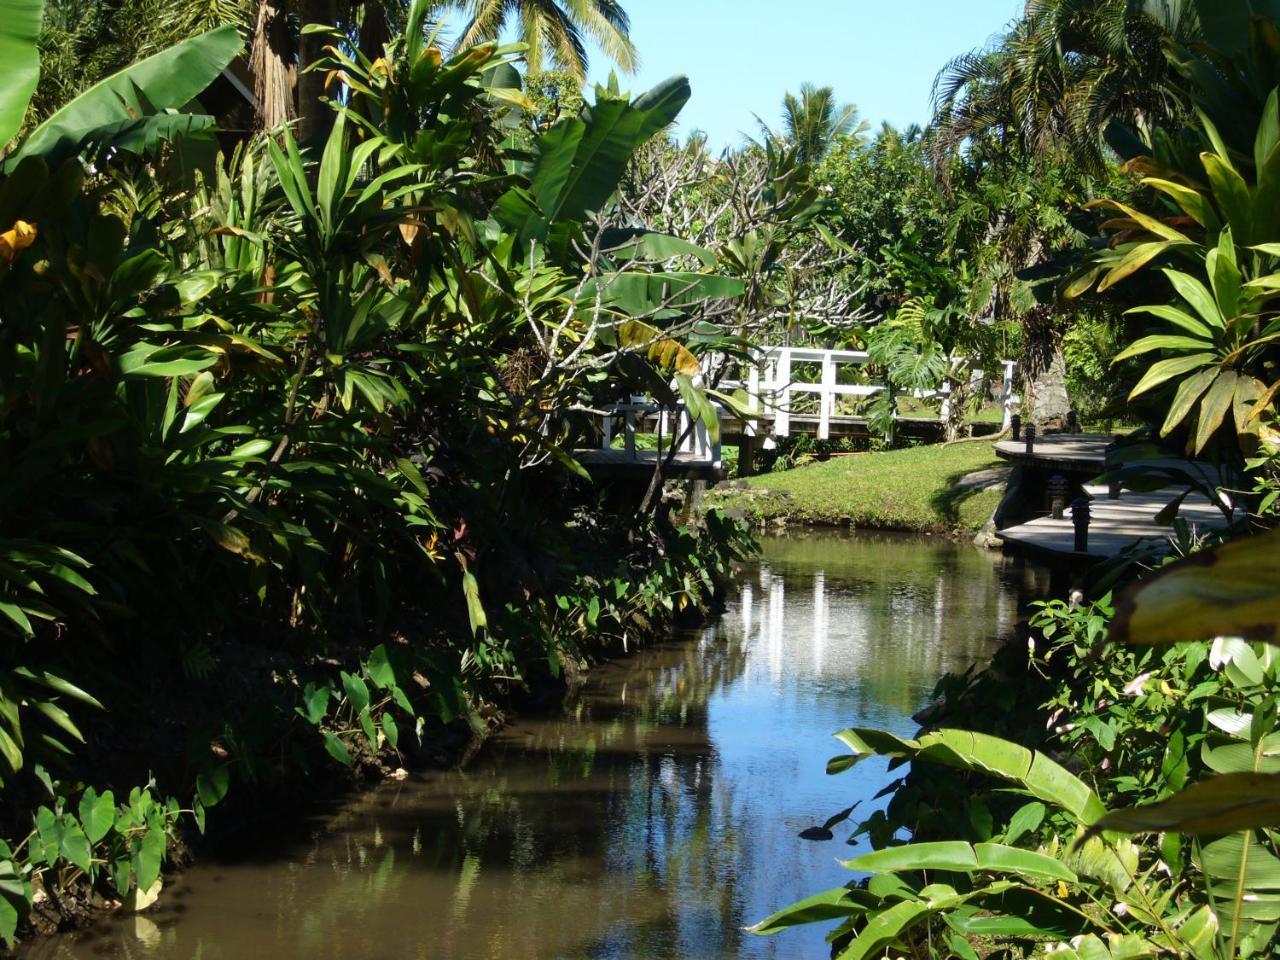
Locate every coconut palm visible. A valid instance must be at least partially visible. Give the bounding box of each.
[776,84,868,164]
[454,0,636,78]
[931,0,1199,175]
[924,0,1202,428]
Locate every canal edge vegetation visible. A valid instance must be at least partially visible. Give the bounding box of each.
[0,0,769,943]
[751,3,1280,959]
[1,0,1278,953]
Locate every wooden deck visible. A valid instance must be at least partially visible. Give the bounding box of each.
[997,481,1235,561]
[575,448,727,481]
[993,434,1110,472]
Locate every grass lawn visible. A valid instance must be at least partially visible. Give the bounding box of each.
[707,442,1006,534]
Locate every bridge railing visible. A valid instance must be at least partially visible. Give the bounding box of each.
[719,347,1018,440]
[598,400,722,464]
[589,347,1018,465]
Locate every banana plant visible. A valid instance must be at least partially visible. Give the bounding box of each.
[5,25,241,167]
[492,74,691,258]
[751,726,1220,959]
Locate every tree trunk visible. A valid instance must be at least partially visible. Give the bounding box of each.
[1021,306,1071,429]
[249,0,295,130]
[295,0,338,145]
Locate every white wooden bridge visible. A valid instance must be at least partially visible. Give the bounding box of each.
[576,346,1019,479]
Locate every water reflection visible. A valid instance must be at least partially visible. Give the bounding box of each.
[29,531,1046,960]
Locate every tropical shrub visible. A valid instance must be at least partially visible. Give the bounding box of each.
[0,0,761,943]
[754,529,1280,959]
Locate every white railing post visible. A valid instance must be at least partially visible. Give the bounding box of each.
[819,352,835,440]
[884,380,896,444]
[939,379,952,425]
[624,409,637,458]
[601,412,613,450]
[775,348,792,438]
[1002,361,1017,430]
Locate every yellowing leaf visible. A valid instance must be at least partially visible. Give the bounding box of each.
[1110,529,1280,645]
[0,220,36,263]
[1092,774,1280,835]
[618,320,700,375]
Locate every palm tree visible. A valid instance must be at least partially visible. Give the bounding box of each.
[931,0,1199,175]
[778,84,868,164]
[924,0,1201,429]
[454,0,637,78]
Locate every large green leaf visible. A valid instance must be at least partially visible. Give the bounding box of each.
[1094,774,1280,835]
[589,272,745,316]
[508,76,690,243]
[746,886,868,935]
[14,25,242,163]
[0,0,43,148]
[842,841,1077,883]
[831,727,1106,824]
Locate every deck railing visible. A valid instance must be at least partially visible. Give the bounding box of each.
[725,346,1019,440]
[599,400,722,464]
[592,346,1019,465]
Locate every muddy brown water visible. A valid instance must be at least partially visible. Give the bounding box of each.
[29,530,1049,960]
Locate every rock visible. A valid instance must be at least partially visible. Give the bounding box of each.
[389,767,409,781]
[972,519,1003,550]
[955,466,1012,493]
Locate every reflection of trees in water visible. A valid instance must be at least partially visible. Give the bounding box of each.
[745,531,1046,719]
[32,533,1047,960]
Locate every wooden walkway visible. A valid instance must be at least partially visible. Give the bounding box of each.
[575,448,727,481]
[997,480,1235,560]
[993,434,1109,472]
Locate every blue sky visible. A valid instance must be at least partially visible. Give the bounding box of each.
[576,0,1026,150]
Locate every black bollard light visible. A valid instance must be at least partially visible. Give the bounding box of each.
[1072,497,1091,553]
[1024,423,1036,454]
[1066,410,1078,433]
[1108,480,1121,500]
[1049,474,1068,519]
[1010,413,1022,441]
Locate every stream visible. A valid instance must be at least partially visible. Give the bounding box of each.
[31,530,1049,960]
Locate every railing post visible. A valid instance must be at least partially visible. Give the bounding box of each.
[679,407,694,454]
[1002,361,1016,430]
[601,411,613,450]
[1072,497,1091,553]
[819,352,835,440]
[884,382,896,445]
[746,360,761,439]
[625,409,637,459]
[775,348,792,438]
[1049,474,1068,520]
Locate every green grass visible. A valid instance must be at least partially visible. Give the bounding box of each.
[708,442,1006,534]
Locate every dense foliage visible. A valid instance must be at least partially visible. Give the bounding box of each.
[0,0,767,943]
[762,1,1280,957]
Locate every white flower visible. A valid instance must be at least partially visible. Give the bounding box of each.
[1122,673,1151,696]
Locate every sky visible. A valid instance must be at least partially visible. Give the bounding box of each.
[575,0,1027,150]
